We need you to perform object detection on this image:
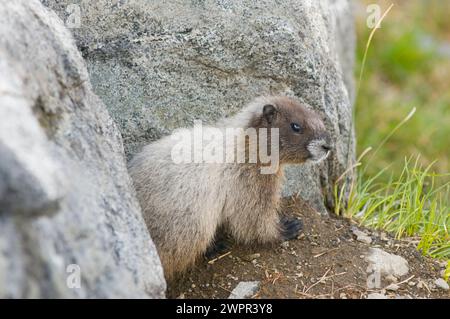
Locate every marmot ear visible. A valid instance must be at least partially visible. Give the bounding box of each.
[263,104,277,124]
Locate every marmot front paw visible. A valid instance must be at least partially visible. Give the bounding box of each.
[280,216,303,240]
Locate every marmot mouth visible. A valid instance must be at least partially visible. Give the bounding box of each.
[307,150,330,163]
[306,139,331,163]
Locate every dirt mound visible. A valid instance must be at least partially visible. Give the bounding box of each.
[167,197,449,299]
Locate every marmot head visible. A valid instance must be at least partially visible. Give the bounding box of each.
[249,96,332,164]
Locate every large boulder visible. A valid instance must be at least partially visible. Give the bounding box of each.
[0,0,165,298]
[43,0,355,212]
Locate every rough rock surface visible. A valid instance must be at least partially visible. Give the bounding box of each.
[366,248,410,278]
[434,278,449,291]
[44,0,356,213]
[351,226,373,244]
[228,281,260,299]
[0,0,165,298]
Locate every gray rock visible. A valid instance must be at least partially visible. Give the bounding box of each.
[43,0,356,213]
[228,281,260,299]
[434,278,449,291]
[243,253,261,262]
[385,283,399,291]
[385,274,398,283]
[366,248,409,278]
[358,236,372,245]
[0,0,165,298]
[351,226,373,244]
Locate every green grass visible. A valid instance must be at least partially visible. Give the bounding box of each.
[444,262,450,281]
[335,157,450,260]
[335,1,450,274]
[355,2,450,181]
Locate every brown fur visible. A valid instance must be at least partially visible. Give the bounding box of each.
[128,96,331,280]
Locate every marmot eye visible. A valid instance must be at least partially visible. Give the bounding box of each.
[291,123,302,133]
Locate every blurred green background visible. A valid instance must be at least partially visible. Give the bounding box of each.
[355,0,450,181]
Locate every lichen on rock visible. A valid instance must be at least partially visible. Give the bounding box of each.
[45,0,356,214]
[0,0,165,298]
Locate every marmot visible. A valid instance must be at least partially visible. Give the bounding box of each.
[128,96,332,280]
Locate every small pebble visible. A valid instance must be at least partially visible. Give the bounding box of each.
[434,278,449,290]
[332,238,341,245]
[228,281,260,299]
[243,253,260,262]
[226,274,239,281]
[357,235,372,244]
[351,227,373,244]
[281,242,290,249]
[385,283,399,291]
[385,275,398,283]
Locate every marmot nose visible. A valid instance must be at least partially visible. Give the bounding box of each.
[322,144,331,152]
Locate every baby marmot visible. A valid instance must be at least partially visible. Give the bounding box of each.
[129,96,332,279]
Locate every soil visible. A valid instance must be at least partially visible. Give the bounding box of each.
[167,196,450,299]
